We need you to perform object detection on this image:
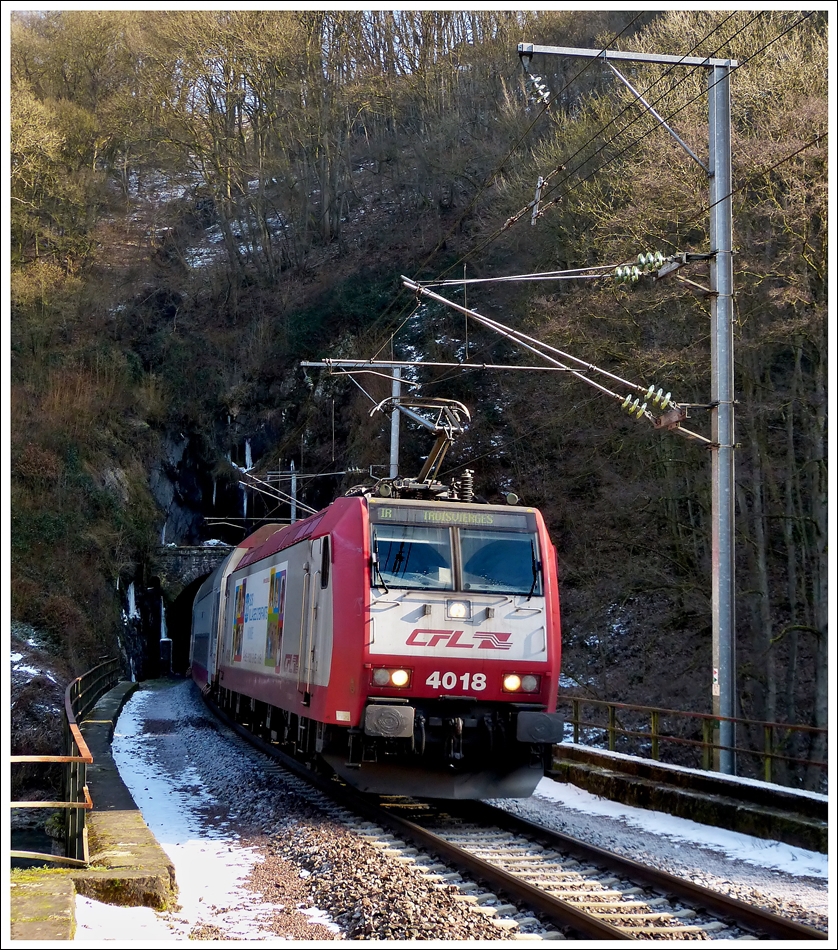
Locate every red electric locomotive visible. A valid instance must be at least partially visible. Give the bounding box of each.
[191,396,563,798]
[191,491,563,798]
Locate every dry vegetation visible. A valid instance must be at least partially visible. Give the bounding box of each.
[9,10,828,785]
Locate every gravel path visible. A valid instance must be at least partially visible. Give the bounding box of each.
[84,678,827,941]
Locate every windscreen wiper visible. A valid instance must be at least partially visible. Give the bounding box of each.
[372,533,390,593]
[526,540,539,601]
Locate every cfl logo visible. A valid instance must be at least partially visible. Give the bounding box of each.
[406,629,512,651]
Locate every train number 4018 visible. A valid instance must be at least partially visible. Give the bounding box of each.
[425,671,487,691]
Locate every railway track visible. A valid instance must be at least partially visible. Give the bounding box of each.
[209,695,828,941]
[356,796,826,940]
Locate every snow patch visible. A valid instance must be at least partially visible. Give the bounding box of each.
[530,778,828,879]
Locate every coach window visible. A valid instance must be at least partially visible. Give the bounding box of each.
[372,524,454,590]
[460,529,542,595]
[320,536,330,588]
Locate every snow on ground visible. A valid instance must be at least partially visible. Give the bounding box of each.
[10,623,64,686]
[74,685,339,943]
[533,779,828,879]
[10,653,59,683]
[73,682,830,944]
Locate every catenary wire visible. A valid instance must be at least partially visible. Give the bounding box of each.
[416,10,820,392]
[452,9,814,273]
[353,15,762,394]
[413,114,825,298]
[358,14,649,361]
[417,122,826,399]
[302,13,820,473]
[237,15,646,497]
[525,10,779,221]
[529,11,815,228]
[351,10,805,366]
[430,12,759,280]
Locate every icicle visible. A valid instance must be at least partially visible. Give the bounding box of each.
[160,596,170,643]
[241,484,248,521]
[212,478,217,508]
[245,439,253,470]
[127,583,140,620]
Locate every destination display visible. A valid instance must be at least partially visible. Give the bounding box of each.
[370,503,532,530]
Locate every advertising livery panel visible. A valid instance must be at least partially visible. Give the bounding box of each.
[231,562,288,671]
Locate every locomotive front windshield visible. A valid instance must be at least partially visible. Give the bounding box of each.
[460,529,540,595]
[371,508,542,595]
[374,524,454,590]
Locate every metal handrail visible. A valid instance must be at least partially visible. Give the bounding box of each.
[11,657,122,867]
[559,695,827,788]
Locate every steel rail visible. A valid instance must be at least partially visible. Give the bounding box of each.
[206,694,626,939]
[379,813,632,940]
[462,800,827,942]
[205,692,826,941]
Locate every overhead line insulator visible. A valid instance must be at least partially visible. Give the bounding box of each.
[613,250,665,284]
[621,395,648,417]
[644,386,672,409]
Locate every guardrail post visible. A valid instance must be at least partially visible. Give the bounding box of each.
[607,704,617,751]
[763,724,773,784]
[650,710,660,760]
[572,699,580,744]
[65,705,83,862]
[69,761,80,861]
[62,712,71,855]
[702,718,714,771]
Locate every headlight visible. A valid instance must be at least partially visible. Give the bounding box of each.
[446,600,471,620]
[390,668,410,687]
[372,667,412,688]
[503,673,541,693]
[521,674,540,693]
[372,668,391,686]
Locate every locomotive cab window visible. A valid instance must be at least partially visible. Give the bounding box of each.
[461,529,541,596]
[373,524,454,590]
[320,536,330,588]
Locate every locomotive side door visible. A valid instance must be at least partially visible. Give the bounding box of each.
[297,538,319,700]
[297,536,333,702]
[206,595,219,683]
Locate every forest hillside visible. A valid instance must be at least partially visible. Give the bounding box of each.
[8,10,828,787]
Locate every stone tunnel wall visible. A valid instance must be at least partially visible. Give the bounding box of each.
[153,545,233,598]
